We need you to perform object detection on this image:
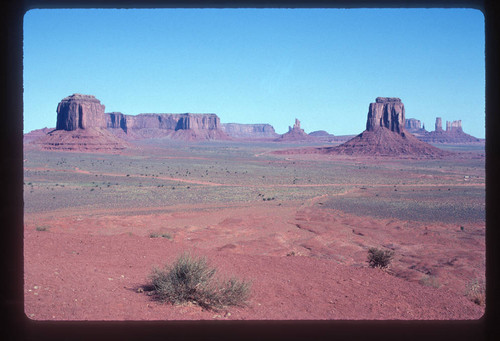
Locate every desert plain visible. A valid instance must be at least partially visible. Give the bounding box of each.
[23,139,485,320]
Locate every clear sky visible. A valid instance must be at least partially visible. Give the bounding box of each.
[23,8,485,138]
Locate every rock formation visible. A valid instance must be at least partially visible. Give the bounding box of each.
[33,127,132,152]
[418,118,480,144]
[405,118,421,131]
[56,94,107,130]
[30,94,130,152]
[405,118,428,137]
[23,127,55,144]
[275,98,449,158]
[435,117,443,131]
[105,113,230,141]
[366,97,405,134]
[309,130,332,137]
[106,112,127,132]
[221,123,278,138]
[275,118,313,142]
[446,120,462,132]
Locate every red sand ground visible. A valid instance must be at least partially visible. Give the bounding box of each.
[24,198,484,320]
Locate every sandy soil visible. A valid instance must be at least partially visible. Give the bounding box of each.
[24,198,484,320]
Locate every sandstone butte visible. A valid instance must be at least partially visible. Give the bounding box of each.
[275,97,450,158]
[32,94,131,153]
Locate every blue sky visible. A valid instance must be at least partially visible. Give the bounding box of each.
[23,8,485,138]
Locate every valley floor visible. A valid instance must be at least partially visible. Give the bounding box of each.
[23,141,485,320]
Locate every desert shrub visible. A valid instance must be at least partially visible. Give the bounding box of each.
[420,275,440,288]
[35,226,49,232]
[367,247,394,269]
[149,253,251,310]
[465,279,486,306]
[161,233,172,239]
[149,232,172,239]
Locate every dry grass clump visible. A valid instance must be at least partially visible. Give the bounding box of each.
[420,275,441,288]
[465,278,486,306]
[149,253,251,310]
[367,247,395,269]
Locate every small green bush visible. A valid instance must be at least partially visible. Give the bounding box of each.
[149,253,251,310]
[367,247,394,269]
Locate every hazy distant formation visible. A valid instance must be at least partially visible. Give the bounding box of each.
[25,93,482,154]
[405,117,481,144]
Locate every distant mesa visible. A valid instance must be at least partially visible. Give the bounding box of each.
[415,117,481,144]
[309,130,333,137]
[404,117,481,143]
[405,118,427,135]
[221,123,278,139]
[276,97,449,158]
[275,118,314,142]
[106,112,230,141]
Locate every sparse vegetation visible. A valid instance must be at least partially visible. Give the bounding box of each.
[465,278,486,306]
[367,247,394,269]
[35,226,50,231]
[149,232,172,239]
[420,275,440,288]
[149,253,251,310]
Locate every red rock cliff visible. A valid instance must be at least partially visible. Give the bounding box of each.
[366,97,405,134]
[56,94,106,131]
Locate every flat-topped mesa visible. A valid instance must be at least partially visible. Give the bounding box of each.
[104,112,229,140]
[366,97,405,134]
[116,113,221,131]
[405,118,421,131]
[221,123,278,138]
[56,94,106,131]
[175,113,220,130]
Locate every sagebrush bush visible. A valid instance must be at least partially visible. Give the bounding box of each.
[465,279,486,306]
[149,253,251,310]
[367,247,394,269]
